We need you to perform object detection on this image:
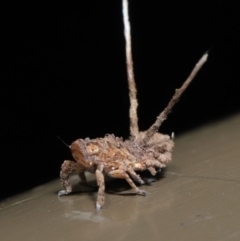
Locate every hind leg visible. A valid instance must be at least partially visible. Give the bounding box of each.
[58,160,86,196]
[107,169,147,196]
[146,159,166,170]
[139,161,164,184]
[127,167,145,185]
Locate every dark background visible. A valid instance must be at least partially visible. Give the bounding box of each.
[1,1,240,200]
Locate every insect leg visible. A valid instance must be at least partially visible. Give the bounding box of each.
[138,161,164,184]
[95,164,105,211]
[147,166,157,175]
[107,169,147,196]
[58,160,86,196]
[127,167,145,185]
[146,159,166,170]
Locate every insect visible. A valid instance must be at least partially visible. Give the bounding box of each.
[58,0,208,211]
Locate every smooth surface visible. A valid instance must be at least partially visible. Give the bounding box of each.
[1,114,240,241]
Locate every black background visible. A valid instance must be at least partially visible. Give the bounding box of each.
[1,1,240,200]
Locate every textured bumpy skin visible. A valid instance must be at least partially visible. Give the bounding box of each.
[58,133,174,210]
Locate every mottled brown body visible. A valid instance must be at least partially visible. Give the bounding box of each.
[58,133,174,210]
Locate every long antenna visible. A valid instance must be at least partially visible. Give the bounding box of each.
[141,52,208,146]
[57,136,70,148]
[122,0,139,137]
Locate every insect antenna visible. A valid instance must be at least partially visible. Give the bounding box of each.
[141,52,208,146]
[57,136,71,148]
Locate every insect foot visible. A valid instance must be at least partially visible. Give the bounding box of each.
[58,190,71,196]
[137,189,147,196]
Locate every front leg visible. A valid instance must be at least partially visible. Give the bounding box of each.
[58,160,86,196]
[95,164,105,211]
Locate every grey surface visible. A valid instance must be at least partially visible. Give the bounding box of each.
[1,114,240,241]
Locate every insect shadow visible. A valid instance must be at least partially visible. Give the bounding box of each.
[56,169,166,198]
